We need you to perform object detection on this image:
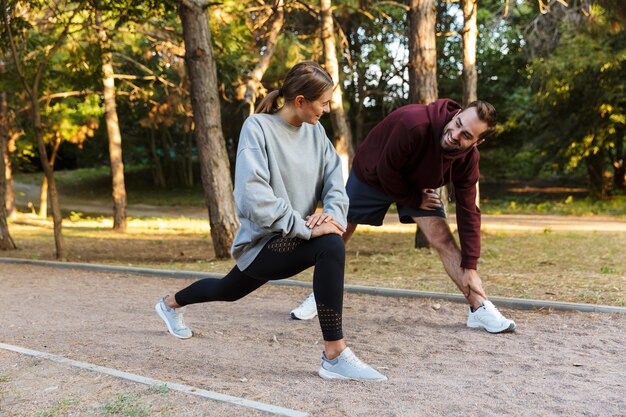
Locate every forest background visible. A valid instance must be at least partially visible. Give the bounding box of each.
[0,0,624,306]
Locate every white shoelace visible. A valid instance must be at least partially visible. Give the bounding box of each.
[174,308,186,328]
[483,302,505,320]
[342,349,368,370]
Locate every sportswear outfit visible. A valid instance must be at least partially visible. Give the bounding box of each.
[349,98,480,269]
[292,98,516,334]
[173,113,348,341]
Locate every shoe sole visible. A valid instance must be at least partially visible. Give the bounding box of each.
[467,321,516,334]
[318,367,387,381]
[155,303,193,339]
[290,311,317,320]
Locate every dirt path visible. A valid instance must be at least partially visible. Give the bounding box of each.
[1,263,625,416]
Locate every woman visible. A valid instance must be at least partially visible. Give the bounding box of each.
[155,61,386,381]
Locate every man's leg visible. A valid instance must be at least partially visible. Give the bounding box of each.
[343,222,358,243]
[413,216,485,308]
[413,216,515,333]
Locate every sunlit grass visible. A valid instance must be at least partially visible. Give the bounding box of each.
[481,195,626,217]
[5,214,625,306]
[14,167,626,216]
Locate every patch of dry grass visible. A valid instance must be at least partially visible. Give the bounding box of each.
[3,214,625,306]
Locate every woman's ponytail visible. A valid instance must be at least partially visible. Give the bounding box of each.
[255,90,282,114]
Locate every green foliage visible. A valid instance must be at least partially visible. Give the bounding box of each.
[527,4,626,197]
[43,95,103,146]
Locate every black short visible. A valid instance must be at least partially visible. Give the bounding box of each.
[346,171,446,226]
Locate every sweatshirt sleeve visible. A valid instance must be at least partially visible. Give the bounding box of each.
[234,118,312,240]
[376,121,423,208]
[319,127,349,228]
[453,152,481,269]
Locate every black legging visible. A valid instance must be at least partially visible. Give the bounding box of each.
[174,234,345,341]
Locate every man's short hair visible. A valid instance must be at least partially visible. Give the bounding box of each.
[466,101,496,140]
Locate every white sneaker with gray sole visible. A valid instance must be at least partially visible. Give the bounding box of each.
[290,292,317,320]
[155,297,192,339]
[467,300,516,333]
[319,347,387,381]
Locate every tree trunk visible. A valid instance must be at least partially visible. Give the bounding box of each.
[408,0,438,105]
[32,93,66,259]
[96,10,127,232]
[0,90,16,250]
[461,0,478,107]
[352,29,366,147]
[4,134,15,219]
[1,90,15,219]
[241,0,284,120]
[37,134,61,218]
[408,0,438,248]
[611,127,625,192]
[321,0,354,182]
[178,0,239,258]
[149,127,167,188]
[586,148,607,199]
[462,0,481,209]
[183,130,194,187]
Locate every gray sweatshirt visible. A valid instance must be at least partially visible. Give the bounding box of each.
[231,113,349,270]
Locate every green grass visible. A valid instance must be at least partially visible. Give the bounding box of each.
[7,166,626,306]
[102,393,150,417]
[14,166,626,216]
[480,195,626,217]
[5,217,625,306]
[15,166,206,207]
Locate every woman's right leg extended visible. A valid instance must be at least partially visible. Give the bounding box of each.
[174,266,267,306]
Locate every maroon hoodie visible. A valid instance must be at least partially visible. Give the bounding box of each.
[352,99,481,269]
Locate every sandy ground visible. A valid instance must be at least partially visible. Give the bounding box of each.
[1,263,625,417]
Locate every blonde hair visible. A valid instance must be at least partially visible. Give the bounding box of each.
[256,61,333,114]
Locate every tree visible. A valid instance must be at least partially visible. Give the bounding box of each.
[321,0,353,181]
[461,0,478,106]
[0,58,16,219]
[95,8,127,232]
[1,0,87,259]
[0,89,16,250]
[337,3,408,146]
[408,0,438,104]
[461,0,480,206]
[240,0,285,120]
[527,1,625,197]
[178,0,239,258]
[408,0,440,248]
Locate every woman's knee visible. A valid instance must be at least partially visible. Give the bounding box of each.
[315,234,346,260]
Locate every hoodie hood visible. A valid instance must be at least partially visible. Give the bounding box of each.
[426,99,474,161]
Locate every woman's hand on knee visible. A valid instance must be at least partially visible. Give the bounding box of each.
[306,212,334,228]
[311,221,345,238]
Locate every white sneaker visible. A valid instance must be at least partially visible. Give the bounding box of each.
[319,347,387,381]
[467,300,516,333]
[290,292,317,320]
[155,297,193,339]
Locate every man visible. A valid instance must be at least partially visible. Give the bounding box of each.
[291,98,516,333]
